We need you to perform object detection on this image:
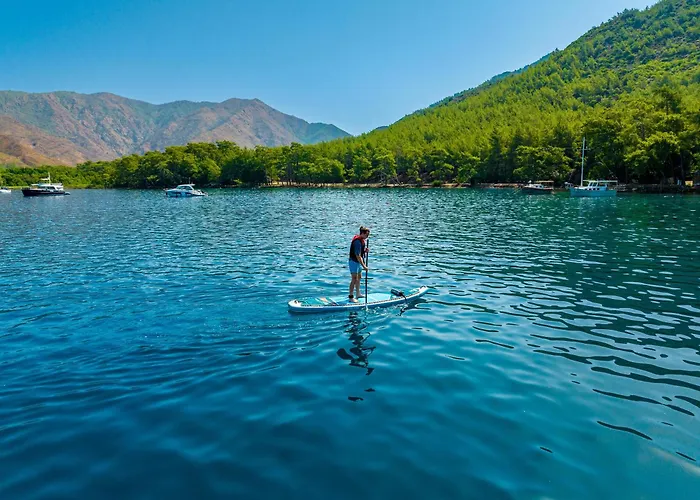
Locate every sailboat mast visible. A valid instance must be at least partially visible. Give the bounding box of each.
[580,137,586,187]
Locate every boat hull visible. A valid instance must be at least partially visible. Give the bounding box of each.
[166,193,204,198]
[569,188,617,198]
[22,189,69,197]
[165,191,206,198]
[521,187,552,195]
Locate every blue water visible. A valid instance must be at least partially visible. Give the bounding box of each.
[1,188,699,499]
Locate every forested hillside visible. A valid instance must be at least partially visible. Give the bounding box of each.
[314,0,700,186]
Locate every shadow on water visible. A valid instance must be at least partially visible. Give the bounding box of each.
[336,312,376,375]
[337,313,376,403]
[335,301,426,403]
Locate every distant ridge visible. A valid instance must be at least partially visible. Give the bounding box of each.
[0,91,350,166]
[428,53,553,109]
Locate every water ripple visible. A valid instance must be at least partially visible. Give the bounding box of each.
[1,189,700,499]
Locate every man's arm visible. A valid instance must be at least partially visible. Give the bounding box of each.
[356,254,367,270]
[353,240,368,270]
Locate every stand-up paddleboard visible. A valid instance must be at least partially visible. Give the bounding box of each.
[288,286,429,314]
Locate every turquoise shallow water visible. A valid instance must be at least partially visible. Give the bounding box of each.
[1,188,699,499]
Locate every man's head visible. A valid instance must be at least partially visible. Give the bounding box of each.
[359,226,370,240]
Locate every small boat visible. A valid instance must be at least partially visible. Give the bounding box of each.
[569,137,618,197]
[21,174,69,196]
[0,187,11,194]
[521,181,553,195]
[288,286,429,314]
[569,180,618,197]
[165,184,207,197]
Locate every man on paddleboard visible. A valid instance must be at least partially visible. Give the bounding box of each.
[348,226,370,303]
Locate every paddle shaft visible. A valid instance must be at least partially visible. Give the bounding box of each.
[364,245,369,304]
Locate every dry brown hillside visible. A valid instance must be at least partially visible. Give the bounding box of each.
[0,91,349,166]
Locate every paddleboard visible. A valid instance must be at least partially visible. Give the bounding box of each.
[288,286,429,314]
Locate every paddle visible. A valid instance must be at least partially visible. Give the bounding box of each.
[364,238,369,305]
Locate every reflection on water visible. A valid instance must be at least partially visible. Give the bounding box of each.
[337,313,376,401]
[336,300,428,402]
[337,313,375,373]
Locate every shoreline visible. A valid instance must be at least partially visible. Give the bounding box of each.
[4,182,698,194]
[257,182,700,194]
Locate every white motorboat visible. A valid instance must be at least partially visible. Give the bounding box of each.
[0,187,11,194]
[570,180,618,197]
[165,184,207,198]
[521,181,553,195]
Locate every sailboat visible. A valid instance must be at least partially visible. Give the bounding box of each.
[569,137,618,198]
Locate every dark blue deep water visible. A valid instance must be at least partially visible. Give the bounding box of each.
[1,188,699,499]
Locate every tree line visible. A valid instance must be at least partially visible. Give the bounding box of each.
[2,81,698,189]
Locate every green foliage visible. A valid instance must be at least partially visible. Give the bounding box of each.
[0,163,114,188]
[513,146,570,182]
[311,0,700,186]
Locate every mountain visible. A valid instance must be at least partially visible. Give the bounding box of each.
[427,54,553,109]
[0,116,89,166]
[0,91,349,166]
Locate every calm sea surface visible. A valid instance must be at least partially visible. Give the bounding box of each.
[1,188,699,499]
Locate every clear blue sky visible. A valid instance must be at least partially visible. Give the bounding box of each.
[1,0,657,135]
